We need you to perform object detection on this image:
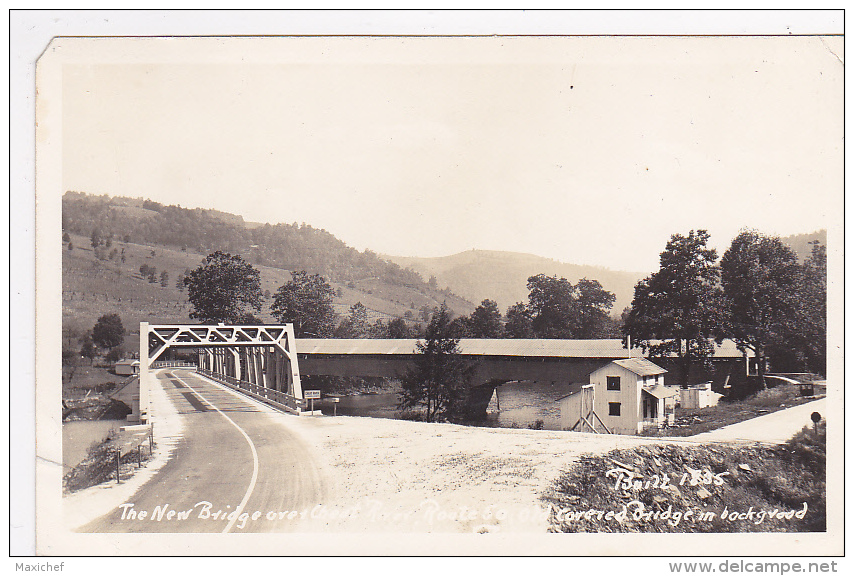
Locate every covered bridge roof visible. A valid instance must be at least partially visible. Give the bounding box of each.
[294,338,748,359]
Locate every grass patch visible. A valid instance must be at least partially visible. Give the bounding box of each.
[542,424,826,533]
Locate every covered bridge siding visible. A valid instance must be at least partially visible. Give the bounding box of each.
[294,338,751,418]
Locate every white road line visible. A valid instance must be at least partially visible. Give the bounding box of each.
[170,373,260,534]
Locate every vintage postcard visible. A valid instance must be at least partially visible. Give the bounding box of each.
[33,32,843,557]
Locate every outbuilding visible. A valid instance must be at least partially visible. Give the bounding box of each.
[114,359,140,376]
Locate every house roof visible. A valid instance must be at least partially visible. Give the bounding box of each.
[611,358,668,376]
[642,384,680,399]
[295,338,748,359]
[115,359,140,366]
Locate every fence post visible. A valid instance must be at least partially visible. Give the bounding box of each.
[115,448,121,484]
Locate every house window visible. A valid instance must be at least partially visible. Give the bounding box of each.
[609,402,621,416]
[655,374,660,385]
[607,376,621,391]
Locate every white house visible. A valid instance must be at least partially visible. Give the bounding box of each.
[559,358,678,435]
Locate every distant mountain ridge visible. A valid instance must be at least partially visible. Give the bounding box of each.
[780,230,827,262]
[385,250,646,316]
[386,228,828,318]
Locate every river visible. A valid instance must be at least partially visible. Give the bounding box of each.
[315,380,578,430]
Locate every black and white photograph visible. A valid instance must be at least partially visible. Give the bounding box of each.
[19,10,843,561]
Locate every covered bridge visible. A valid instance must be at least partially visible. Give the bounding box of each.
[295,338,751,417]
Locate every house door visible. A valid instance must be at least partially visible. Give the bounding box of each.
[643,396,657,419]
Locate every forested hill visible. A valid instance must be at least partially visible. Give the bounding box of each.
[62,192,429,289]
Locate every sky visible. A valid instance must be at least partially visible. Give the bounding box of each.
[61,35,842,273]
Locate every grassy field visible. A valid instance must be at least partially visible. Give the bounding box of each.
[62,232,474,347]
[543,423,826,533]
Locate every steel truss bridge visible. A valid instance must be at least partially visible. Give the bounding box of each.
[138,323,305,422]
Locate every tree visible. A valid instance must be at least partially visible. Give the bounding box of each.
[105,346,123,363]
[468,299,503,338]
[62,231,70,243]
[399,303,476,421]
[526,274,578,338]
[574,278,617,339]
[185,251,264,323]
[387,317,413,338]
[623,230,727,387]
[67,241,73,251]
[92,314,124,351]
[335,302,370,338]
[271,270,336,337]
[160,270,169,287]
[797,242,827,375]
[369,319,390,339]
[79,333,96,364]
[176,274,185,291]
[504,302,534,338]
[721,230,804,386]
[90,228,101,249]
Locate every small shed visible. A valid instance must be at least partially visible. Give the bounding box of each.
[678,382,722,409]
[115,359,140,376]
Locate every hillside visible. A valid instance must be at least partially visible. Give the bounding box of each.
[385,250,645,315]
[62,191,455,293]
[781,229,827,262]
[61,232,474,354]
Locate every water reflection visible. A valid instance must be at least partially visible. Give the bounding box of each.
[315,380,579,430]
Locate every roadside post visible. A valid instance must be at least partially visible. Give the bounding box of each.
[811,411,822,438]
[115,448,121,484]
[305,389,321,415]
[328,396,340,416]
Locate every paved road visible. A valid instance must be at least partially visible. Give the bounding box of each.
[79,369,328,533]
[688,397,827,444]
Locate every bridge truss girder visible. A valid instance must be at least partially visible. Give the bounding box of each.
[139,323,303,422]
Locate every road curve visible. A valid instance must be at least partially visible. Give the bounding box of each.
[78,369,328,533]
[688,398,827,444]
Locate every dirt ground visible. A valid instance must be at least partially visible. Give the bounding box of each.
[279,411,693,533]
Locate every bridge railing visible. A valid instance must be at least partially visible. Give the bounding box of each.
[197,368,304,414]
[152,361,198,369]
